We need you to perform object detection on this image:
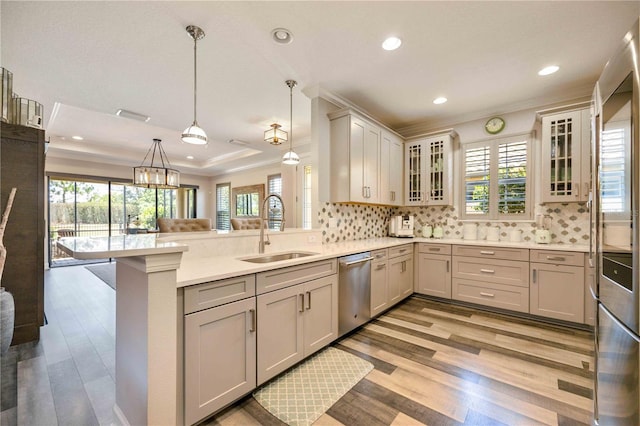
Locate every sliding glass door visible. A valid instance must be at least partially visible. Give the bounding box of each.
[48,176,197,267]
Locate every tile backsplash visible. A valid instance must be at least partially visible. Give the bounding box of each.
[317,202,589,245]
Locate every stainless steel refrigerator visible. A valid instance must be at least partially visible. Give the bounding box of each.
[592,18,640,426]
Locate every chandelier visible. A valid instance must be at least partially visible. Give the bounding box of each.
[133,138,180,189]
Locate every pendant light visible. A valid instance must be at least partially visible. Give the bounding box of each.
[133,139,180,188]
[264,123,287,145]
[181,25,207,145]
[282,79,299,165]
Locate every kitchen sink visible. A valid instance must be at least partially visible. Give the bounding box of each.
[240,251,318,263]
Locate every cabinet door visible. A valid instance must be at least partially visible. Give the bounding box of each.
[257,284,304,385]
[399,255,414,299]
[380,131,403,206]
[416,253,451,298]
[530,263,584,323]
[349,117,367,202]
[541,110,584,202]
[363,123,380,202]
[184,298,256,425]
[371,260,388,317]
[405,141,425,206]
[425,135,452,206]
[303,275,338,356]
[349,116,379,203]
[389,254,413,305]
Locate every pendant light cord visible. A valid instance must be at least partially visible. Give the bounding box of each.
[289,84,293,153]
[193,36,198,124]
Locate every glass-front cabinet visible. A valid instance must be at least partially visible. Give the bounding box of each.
[404,131,455,206]
[540,108,590,203]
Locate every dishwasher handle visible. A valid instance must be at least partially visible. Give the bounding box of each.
[340,256,374,267]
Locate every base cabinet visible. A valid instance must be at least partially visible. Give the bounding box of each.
[415,244,452,298]
[530,263,584,323]
[257,274,337,385]
[184,298,256,426]
[370,249,389,317]
[389,253,413,303]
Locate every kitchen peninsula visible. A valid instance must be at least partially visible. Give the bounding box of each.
[58,230,589,426]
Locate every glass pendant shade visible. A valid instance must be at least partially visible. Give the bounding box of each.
[133,138,180,189]
[133,166,180,188]
[264,123,287,145]
[182,122,208,145]
[282,150,300,165]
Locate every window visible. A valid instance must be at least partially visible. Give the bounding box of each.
[302,165,312,229]
[462,134,531,220]
[600,126,627,213]
[216,183,231,230]
[267,174,283,230]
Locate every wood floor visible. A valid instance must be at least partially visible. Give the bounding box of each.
[0,265,594,426]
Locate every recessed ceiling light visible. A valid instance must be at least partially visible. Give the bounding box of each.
[271,28,293,44]
[71,135,84,140]
[538,65,559,76]
[382,36,402,51]
[433,97,448,105]
[186,155,194,160]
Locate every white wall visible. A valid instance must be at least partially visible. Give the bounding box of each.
[45,156,214,219]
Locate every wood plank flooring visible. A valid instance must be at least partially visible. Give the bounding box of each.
[1,266,594,425]
[209,297,594,426]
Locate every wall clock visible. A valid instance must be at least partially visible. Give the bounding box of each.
[485,117,505,134]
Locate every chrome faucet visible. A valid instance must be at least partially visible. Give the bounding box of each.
[259,193,286,253]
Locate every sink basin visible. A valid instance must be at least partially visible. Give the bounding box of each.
[240,251,318,263]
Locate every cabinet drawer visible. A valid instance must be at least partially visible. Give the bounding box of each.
[529,250,584,266]
[257,259,338,295]
[389,244,413,259]
[372,249,388,262]
[417,243,451,255]
[184,274,256,314]
[453,245,529,261]
[452,278,529,313]
[452,257,529,288]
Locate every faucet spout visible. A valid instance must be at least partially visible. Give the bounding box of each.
[259,193,286,253]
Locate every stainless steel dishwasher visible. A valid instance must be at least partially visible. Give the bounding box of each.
[338,252,373,337]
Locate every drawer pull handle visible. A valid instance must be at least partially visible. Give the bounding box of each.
[480,251,495,255]
[480,269,495,274]
[299,294,305,312]
[376,264,387,270]
[446,260,450,273]
[399,249,408,253]
[546,256,566,262]
[375,254,385,259]
[428,247,441,252]
[480,292,495,298]
[306,291,311,310]
[533,269,537,283]
[249,309,256,332]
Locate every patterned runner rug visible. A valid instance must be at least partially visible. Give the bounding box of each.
[253,346,373,426]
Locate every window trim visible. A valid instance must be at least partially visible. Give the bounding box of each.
[460,133,533,221]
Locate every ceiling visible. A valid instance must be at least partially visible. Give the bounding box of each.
[2,1,639,177]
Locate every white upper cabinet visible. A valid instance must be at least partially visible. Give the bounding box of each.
[380,130,403,206]
[540,108,590,203]
[329,109,403,205]
[405,132,455,206]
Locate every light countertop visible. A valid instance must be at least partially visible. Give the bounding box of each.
[57,234,188,259]
[57,234,588,288]
[175,237,588,287]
